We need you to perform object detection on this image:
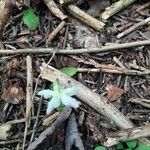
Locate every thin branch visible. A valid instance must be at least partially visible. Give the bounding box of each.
[46,21,66,45]
[0,40,150,55]
[117,17,150,38]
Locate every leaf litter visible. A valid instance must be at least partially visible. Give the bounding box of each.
[0,0,150,149]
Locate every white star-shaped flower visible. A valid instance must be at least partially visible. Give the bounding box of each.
[37,80,80,114]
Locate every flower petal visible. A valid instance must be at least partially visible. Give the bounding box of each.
[64,87,79,96]
[37,89,54,99]
[61,95,80,109]
[46,96,61,114]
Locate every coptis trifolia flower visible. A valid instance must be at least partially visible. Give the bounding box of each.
[37,80,81,114]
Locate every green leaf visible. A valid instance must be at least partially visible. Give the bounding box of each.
[116,143,124,149]
[135,144,150,150]
[23,8,40,31]
[60,67,78,76]
[126,140,137,149]
[94,146,106,150]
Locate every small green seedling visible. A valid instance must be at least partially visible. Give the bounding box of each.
[94,146,106,150]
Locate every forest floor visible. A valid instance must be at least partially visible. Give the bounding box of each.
[0,0,150,150]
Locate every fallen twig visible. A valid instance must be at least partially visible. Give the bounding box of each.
[23,55,33,150]
[46,21,66,45]
[67,4,105,31]
[101,0,136,20]
[0,40,150,55]
[77,68,150,76]
[117,17,150,38]
[104,124,150,147]
[43,0,67,20]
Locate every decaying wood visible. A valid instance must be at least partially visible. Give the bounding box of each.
[27,107,72,150]
[46,21,66,45]
[40,64,133,129]
[117,17,150,38]
[65,113,85,150]
[43,0,67,20]
[0,0,13,39]
[104,124,150,147]
[67,4,105,31]
[0,40,150,55]
[101,0,136,20]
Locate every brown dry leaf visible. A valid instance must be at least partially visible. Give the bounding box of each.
[16,36,31,49]
[6,58,20,69]
[2,84,25,104]
[105,84,124,102]
[0,124,12,140]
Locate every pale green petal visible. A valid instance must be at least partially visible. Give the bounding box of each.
[64,87,79,96]
[46,96,61,114]
[61,95,80,109]
[37,89,54,99]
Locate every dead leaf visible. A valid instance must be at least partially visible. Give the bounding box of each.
[16,36,31,49]
[2,84,25,104]
[6,58,20,69]
[105,84,124,102]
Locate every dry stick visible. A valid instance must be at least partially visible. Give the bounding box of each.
[46,21,66,45]
[43,0,67,20]
[71,55,150,76]
[26,56,33,121]
[67,4,105,31]
[30,98,42,142]
[104,124,150,147]
[77,68,150,76]
[101,0,137,20]
[117,17,150,38]
[40,64,133,129]
[0,39,150,55]
[23,56,33,150]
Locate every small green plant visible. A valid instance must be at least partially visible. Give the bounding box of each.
[94,146,106,150]
[23,8,40,31]
[60,66,78,76]
[116,140,150,150]
[38,79,80,114]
